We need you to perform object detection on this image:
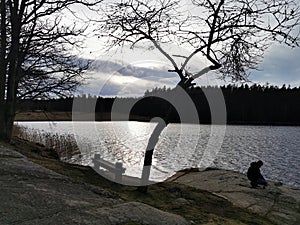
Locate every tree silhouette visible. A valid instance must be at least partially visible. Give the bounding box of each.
[0,0,102,141]
[18,84,300,125]
[99,0,300,191]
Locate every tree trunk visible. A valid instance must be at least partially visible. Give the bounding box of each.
[138,118,167,193]
[0,0,7,141]
[4,2,21,141]
[0,108,7,141]
[3,102,15,141]
[4,59,19,142]
[138,82,191,192]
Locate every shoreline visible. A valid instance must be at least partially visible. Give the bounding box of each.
[1,138,299,224]
[15,111,300,126]
[12,122,300,189]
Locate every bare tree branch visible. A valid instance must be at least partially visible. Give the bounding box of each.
[0,0,103,141]
[97,0,300,83]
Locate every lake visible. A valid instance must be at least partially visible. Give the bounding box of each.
[16,121,300,187]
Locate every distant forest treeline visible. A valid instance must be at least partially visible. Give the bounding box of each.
[18,84,300,125]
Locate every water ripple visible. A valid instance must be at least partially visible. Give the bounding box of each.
[17,122,300,187]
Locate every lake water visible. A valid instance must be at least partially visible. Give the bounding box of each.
[16,121,300,187]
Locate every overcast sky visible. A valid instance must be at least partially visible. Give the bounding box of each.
[75,2,300,98]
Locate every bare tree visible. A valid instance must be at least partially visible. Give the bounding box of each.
[17,18,89,100]
[98,0,300,192]
[0,0,102,141]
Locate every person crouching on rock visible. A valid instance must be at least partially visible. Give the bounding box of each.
[247,160,268,188]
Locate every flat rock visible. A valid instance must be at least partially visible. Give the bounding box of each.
[173,198,191,206]
[0,145,190,225]
[167,168,300,225]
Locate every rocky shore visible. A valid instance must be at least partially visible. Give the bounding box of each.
[1,140,299,224]
[167,168,300,225]
[0,144,188,225]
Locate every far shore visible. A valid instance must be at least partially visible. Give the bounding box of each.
[15,111,300,126]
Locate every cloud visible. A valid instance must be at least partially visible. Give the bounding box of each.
[90,59,176,79]
[250,44,300,86]
[77,39,219,96]
[78,42,300,97]
[79,61,180,97]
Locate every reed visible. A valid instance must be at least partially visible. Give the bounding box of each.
[13,125,80,161]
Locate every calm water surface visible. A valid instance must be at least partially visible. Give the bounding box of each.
[17,121,300,187]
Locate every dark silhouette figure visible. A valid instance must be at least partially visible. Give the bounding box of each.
[247,160,268,188]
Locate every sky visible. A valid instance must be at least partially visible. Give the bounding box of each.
[250,44,300,87]
[73,1,300,98]
[78,42,300,97]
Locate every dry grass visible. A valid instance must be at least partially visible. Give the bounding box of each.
[13,125,80,161]
[15,111,72,121]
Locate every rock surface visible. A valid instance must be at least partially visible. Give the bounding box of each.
[167,168,300,225]
[0,145,190,225]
